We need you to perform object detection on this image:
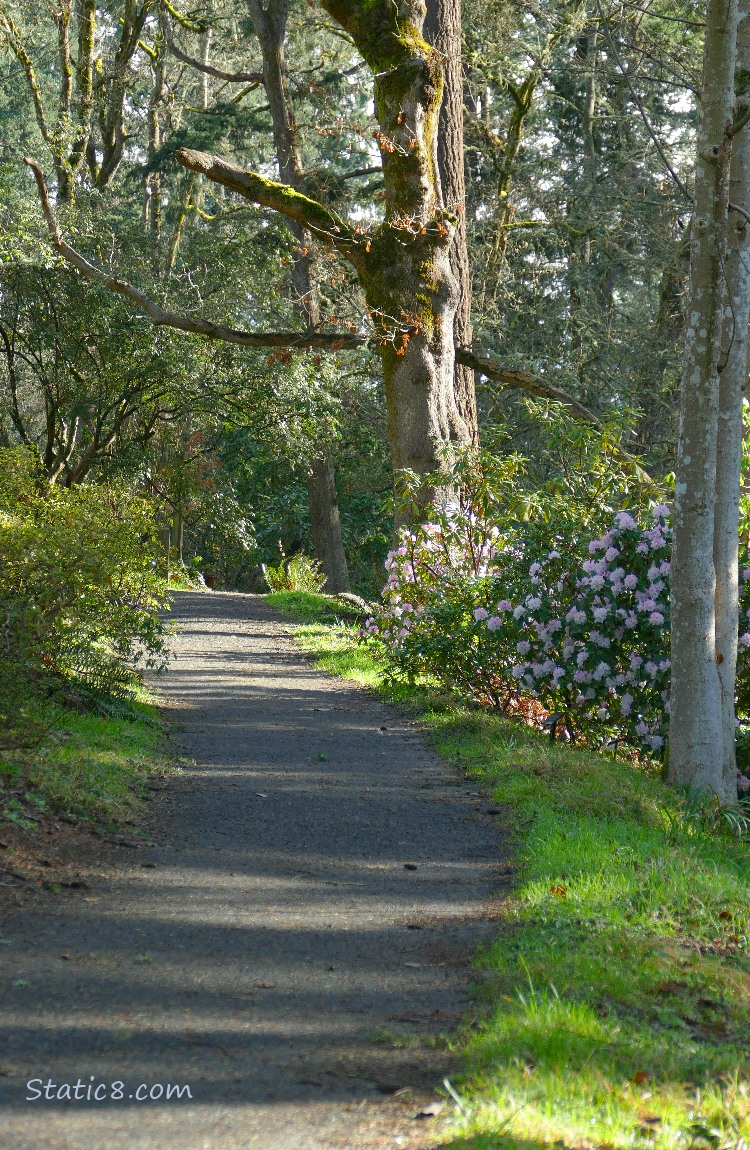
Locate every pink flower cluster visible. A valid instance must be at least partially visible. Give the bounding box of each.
[490,507,672,751]
[366,502,750,767]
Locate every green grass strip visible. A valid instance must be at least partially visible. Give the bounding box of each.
[0,695,170,827]
[268,590,750,1149]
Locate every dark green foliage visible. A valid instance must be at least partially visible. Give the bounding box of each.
[0,447,169,728]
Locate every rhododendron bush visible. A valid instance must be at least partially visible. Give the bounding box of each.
[365,451,750,758]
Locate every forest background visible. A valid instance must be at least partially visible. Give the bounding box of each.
[0,0,696,585]
[0,0,741,788]
[7,6,750,1144]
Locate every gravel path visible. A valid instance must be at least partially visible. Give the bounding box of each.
[0,591,505,1149]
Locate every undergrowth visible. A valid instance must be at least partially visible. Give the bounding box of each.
[0,692,169,828]
[268,591,750,1150]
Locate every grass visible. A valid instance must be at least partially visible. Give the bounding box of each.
[0,691,170,828]
[268,590,750,1150]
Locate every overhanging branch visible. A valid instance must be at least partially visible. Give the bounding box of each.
[175,148,363,263]
[456,348,603,427]
[24,158,364,351]
[458,347,654,481]
[24,157,652,482]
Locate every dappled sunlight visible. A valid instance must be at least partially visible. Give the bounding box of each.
[1,591,502,1143]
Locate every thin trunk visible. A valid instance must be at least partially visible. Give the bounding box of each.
[569,25,598,389]
[714,0,750,800]
[669,0,740,798]
[145,46,165,236]
[248,0,350,592]
[306,458,349,594]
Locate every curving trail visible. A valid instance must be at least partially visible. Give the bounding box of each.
[0,591,504,1149]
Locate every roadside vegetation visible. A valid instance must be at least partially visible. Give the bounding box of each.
[1,696,168,831]
[0,446,172,833]
[270,590,750,1150]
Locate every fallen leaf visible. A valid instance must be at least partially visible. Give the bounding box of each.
[631,1070,650,1085]
[550,883,567,898]
[719,909,733,920]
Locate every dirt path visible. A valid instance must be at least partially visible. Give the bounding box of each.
[0,591,504,1149]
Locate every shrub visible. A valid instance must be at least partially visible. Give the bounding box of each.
[262,550,327,593]
[364,447,750,759]
[0,447,168,714]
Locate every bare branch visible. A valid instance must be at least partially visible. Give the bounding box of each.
[162,13,263,83]
[458,347,653,480]
[456,348,603,426]
[25,158,364,351]
[338,165,383,180]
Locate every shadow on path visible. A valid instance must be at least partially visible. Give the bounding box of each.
[0,591,506,1150]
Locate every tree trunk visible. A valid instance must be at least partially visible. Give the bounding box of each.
[713,0,750,800]
[123,0,470,518]
[424,0,478,443]
[322,1,470,490]
[248,0,350,593]
[306,457,350,594]
[669,0,740,798]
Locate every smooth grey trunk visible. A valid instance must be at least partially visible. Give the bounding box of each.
[669,0,740,798]
[248,0,350,593]
[713,1,750,800]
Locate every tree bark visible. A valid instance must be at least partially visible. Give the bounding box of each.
[306,457,350,594]
[424,0,477,443]
[669,0,740,798]
[321,0,470,499]
[713,0,750,800]
[27,1,478,521]
[248,0,350,592]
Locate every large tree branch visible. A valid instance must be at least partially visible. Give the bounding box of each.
[458,347,654,480]
[175,149,363,262]
[24,157,652,482]
[456,348,604,427]
[24,158,362,351]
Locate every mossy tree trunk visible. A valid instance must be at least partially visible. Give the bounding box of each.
[177,0,470,519]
